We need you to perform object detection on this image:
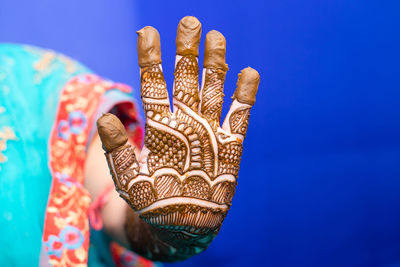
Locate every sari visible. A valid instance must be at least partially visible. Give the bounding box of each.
[0,44,157,267]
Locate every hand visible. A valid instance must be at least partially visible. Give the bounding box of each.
[97,16,259,258]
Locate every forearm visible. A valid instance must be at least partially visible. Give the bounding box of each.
[99,190,216,262]
[124,206,217,262]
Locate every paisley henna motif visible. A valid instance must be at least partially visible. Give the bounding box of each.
[229,107,251,136]
[98,16,260,261]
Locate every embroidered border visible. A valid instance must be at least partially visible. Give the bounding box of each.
[42,74,139,266]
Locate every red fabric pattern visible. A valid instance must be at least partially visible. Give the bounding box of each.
[110,242,157,267]
[42,74,142,266]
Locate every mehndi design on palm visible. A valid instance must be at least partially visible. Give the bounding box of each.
[97,16,259,256]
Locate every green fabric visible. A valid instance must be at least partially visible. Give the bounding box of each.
[0,44,124,266]
[0,43,91,265]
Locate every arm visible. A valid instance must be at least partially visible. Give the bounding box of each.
[95,16,260,262]
[84,133,129,245]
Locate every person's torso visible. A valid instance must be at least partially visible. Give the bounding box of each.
[0,44,92,264]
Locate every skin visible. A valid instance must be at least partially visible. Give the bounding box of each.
[85,134,176,261]
[84,133,131,245]
[84,16,260,262]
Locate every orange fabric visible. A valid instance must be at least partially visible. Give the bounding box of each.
[110,242,157,267]
[42,74,135,266]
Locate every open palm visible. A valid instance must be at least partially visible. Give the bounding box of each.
[97,16,259,254]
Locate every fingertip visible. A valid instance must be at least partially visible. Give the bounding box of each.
[204,30,228,71]
[137,26,162,68]
[97,113,128,152]
[176,16,202,56]
[233,67,260,105]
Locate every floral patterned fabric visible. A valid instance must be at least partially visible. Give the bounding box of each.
[0,44,157,267]
[41,74,138,266]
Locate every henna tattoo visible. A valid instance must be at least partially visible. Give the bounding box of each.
[98,16,260,262]
[218,141,243,176]
[129,181,157,210]
[106,143,139,192]
[174,56,200,111]
[200,69,225,129]
[174,105,215,177]
[229,107,251,136]
[141,204,226,230]
[141,65,170,117]
[210,181,236,204]
[145,126,187,174]
[154,175,182,198]
[142,65,168,100]
[182,176,210,199]
[125,206,219,262]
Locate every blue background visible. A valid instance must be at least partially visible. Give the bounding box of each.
[1,0,400,266]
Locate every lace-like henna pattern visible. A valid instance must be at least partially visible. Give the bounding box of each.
[154,175,182,198]
[200,69,225,129]
[141,65,170,117]
[106,143,139,192]
[174,56,200,110]
[229,107,251,136]
[218,141,243,176]
[145,126,187,174]
[142,65,168,100]
[98,16,260,262]
[210,181,236,204]
[182,176,210,199]
[141,204,226,230]
[129,181,157,210]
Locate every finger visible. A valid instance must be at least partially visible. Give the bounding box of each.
[200,30,229,130]
[137,26,171,120]
[97,114,139,199]
[173,16,202,111]
[222,67,260,139]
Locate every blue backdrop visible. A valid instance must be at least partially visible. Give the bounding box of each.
[1,1,400,266]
